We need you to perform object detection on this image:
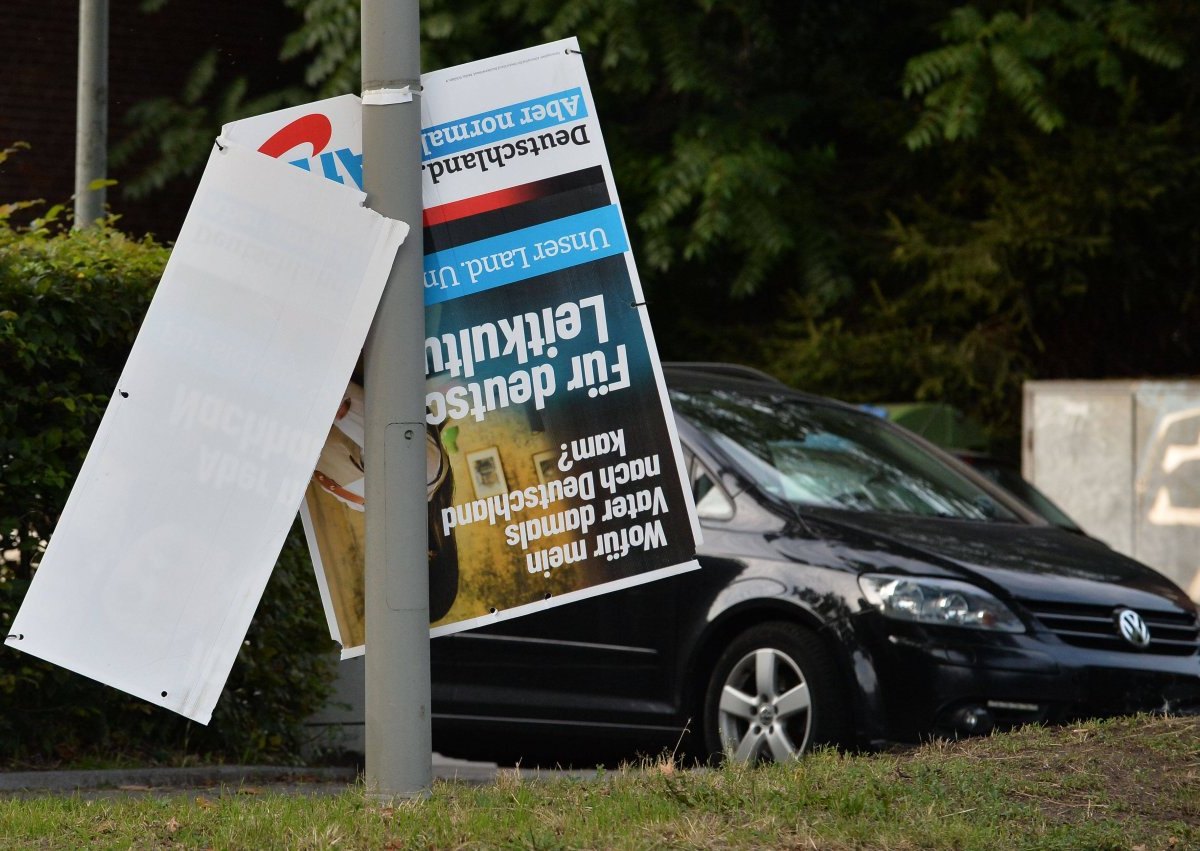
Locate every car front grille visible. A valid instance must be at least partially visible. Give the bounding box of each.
[1020,600,1200,656]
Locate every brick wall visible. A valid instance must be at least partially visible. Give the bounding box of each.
[1,0,302,239]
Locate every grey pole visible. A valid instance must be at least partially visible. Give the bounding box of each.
[74,0,108,228]
[360,0,432,799]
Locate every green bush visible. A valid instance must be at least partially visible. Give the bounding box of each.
[0,197,335,766]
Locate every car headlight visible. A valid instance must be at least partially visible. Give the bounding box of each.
[858,574,1024,633]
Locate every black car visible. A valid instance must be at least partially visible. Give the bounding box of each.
[429,364,1200,765]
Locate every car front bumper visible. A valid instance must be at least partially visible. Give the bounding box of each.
[854,614,1200,741]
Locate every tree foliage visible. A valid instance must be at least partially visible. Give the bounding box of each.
[110,0,1200,446]
[895,3,1190,416]
[750,0,1198,446]
[902,1,1184,149]
[119,0,854,302]
[111,49,304,199]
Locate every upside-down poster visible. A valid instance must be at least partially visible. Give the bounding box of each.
[229,39,702,649]
[416,38,700,637]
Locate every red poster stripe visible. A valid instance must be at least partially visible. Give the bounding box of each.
[423,184,542,227]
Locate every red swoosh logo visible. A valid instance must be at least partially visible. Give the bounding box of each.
[257,114,333,159]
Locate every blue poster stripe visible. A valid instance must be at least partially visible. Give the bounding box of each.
[421,88,588,162]
[423,205,628,304]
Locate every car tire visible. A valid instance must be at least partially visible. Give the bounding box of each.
[701,621,847,763]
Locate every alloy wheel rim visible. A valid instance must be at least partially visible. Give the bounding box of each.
[717,647,812,763]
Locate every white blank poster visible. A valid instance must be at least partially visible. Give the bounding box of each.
[6,143,408,723]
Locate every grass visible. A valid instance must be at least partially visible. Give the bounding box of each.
[1,715,1197,849]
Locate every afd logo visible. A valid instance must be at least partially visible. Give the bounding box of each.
[258,113,363,190]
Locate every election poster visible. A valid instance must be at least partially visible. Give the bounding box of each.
[226,38,702,650]
[222,95,372,655]
[419,38,702,637]
[4,143,407,722]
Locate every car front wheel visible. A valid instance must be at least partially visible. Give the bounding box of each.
[701,621,847,763]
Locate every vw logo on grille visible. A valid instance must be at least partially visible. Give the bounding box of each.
[1115,608,1151,649]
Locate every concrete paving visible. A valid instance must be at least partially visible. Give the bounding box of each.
[0,756,483,798]
[0,755,595,798]
[0,764,355,798]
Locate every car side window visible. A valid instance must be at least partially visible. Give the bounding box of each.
[687,451,735,521]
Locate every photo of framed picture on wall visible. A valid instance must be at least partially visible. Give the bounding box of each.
[466,447,508,498]
[533,449,559,484]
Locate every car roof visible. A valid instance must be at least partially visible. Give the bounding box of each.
[661,362,864,414]
[662,362,788,386]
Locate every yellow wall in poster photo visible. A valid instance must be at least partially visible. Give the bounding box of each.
[439,407,585,624]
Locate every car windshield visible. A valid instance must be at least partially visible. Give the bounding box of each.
[670,386,1019,522]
